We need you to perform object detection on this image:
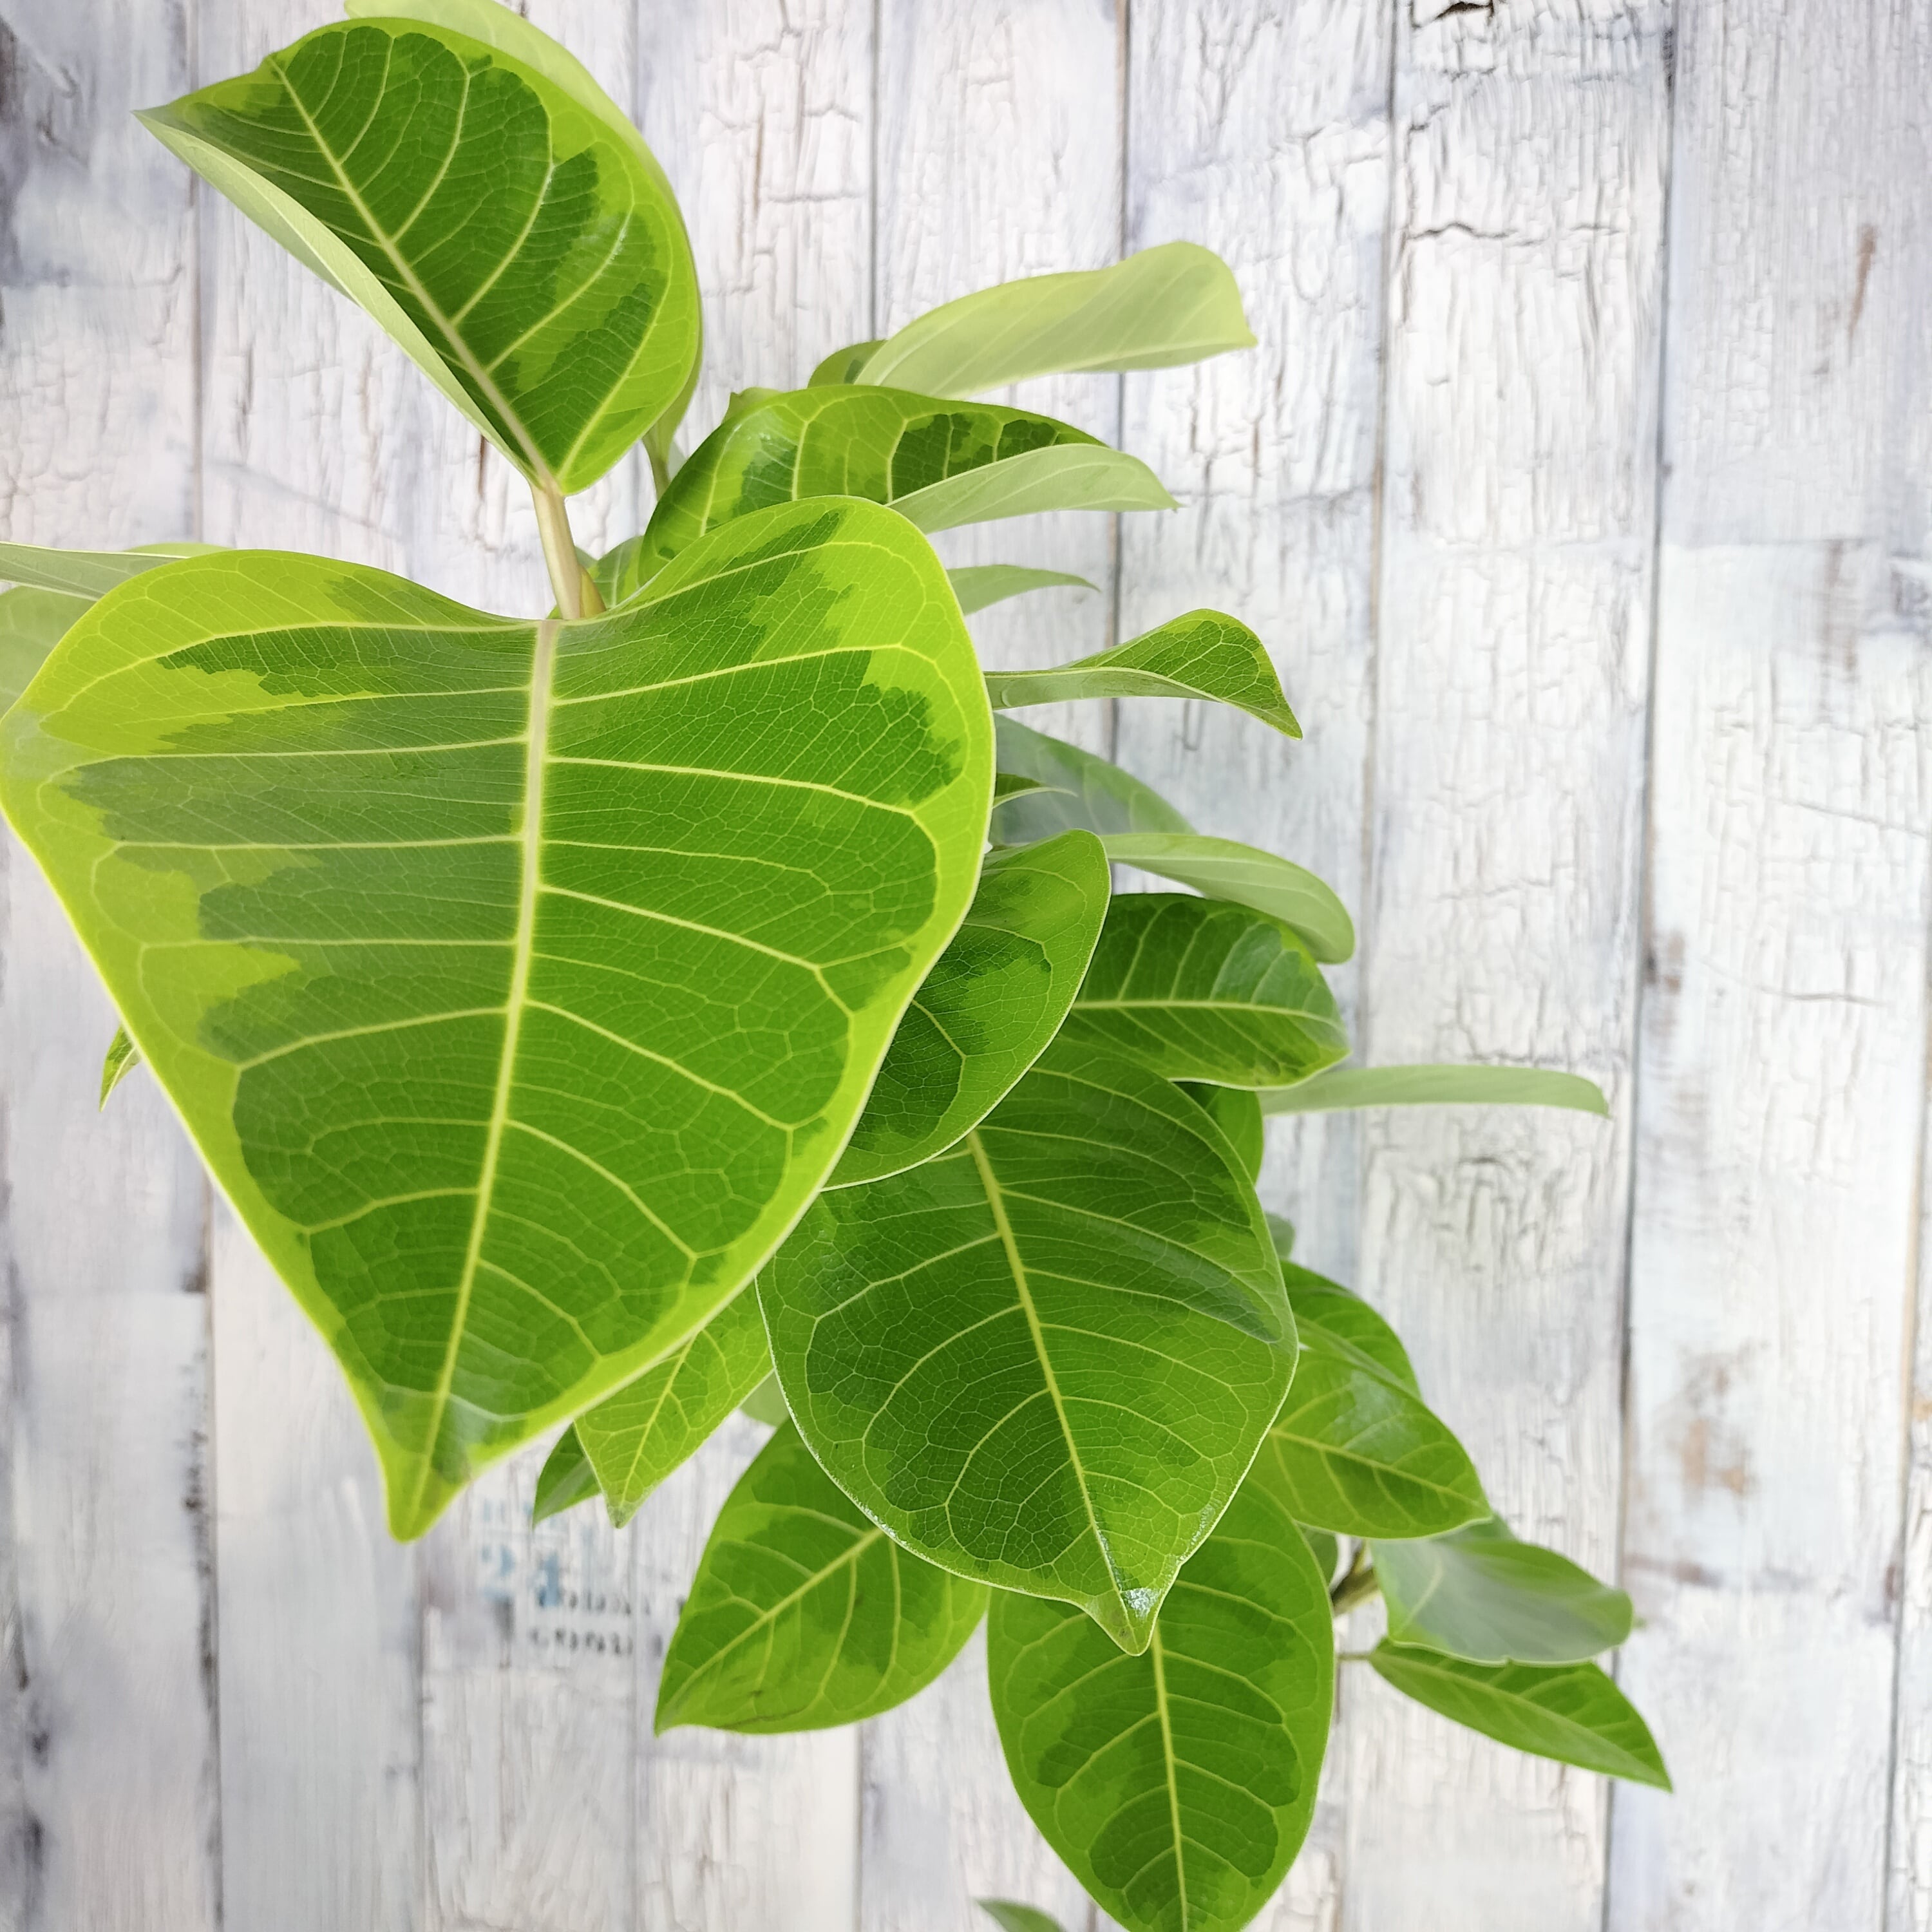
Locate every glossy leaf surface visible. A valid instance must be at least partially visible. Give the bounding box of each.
[0,501,992,1534]
[1178,1081,1264,1184]
[1370,1643,1671,1788]
[1372,1517,1633,1665]
[1258,1267,1486,1538]
[989,1466,1334,1932]
[142,16,699,494]
[949,565,1095,616]
[575,1289,772,1526]
[829,831,1110,1188]
[990,717,1192,845]
[763,1038,1294,1649]
[1101,834,1355,965]
[848,243,1253,396]
[656,1420,986,1734]
[601,387,1173,596]
[983,611,1298,739]
[531,1423,600,1522]
[99,1025,144,1109]
[1061,895,1347,1089]
[1259,1063,1608,1116]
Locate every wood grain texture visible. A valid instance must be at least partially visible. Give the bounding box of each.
[0,3,218,1928]
[859,6,1126,1927]
[1610,5,1932,1931]
[1343,3,1669,1926]
[1896,1098,1932,1932]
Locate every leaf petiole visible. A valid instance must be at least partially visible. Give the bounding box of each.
[533,483,604,620]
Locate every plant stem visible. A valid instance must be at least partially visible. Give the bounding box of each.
[533,482,604,619]
[1329,1544,1381,1618]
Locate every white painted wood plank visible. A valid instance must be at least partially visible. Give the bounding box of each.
[1343,4,1669,1926]
[860,7,1126,1927]
[1113,5,1394,1924]
[1611,10,1932,1924]
[0,3,217,1926]
[628,7,873,1923]
[1895,1090,1932,1931]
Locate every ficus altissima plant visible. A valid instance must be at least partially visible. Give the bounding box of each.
[0,6,1667,1928]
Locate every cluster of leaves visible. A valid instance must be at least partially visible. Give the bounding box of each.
[0,7,1664,1929]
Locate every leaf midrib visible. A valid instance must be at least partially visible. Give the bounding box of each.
[1146,1622,1191,1930]
[404,617,557,1527]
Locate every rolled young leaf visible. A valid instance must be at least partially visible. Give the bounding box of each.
[572,1290,773,1527]
[1371,1516,1633,1665]
[531,1423,601,1522]
[1099,833,1356,965]
[983,611,1299,739]
[1060,895,1349,1089]
[988,1463,1334,1932]
[762,1037,1295,1651]
[990,716,1192,845]
[0,498,992,1535]
[655,1420,987,1734]
[1370,1643,1671,1789]
[948,565,1095,616]
[99,1025,144,1109]
[600,388,1174,596]
[1258,1266,1486,1539]
[1259,1063,1609,1115]
[829,830,1111,1188]
[140,16,699,495]
[842,242,1254,396]
[1178,1081,1264,1185]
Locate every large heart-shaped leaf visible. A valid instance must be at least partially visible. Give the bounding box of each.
[949,565,1095,616]
[988,1463,1334,1932]
[600,389,1173,598]
[1371,1517,1633,1665]
[1257,1267,1486,1538]
[762,1037,1293,1650]
[1059,895,1348,1089]
[823,243,1253,397]
[828,830,1110,1188]
[983,611,1298,739]
[570,1288,772,1527]
[656,1419,987,1734]
[141,15,699,496]
[0,498,992,1534]
[1370,1643,1671,1788]
[1099,834,1355,965]
[990,717,1192,845]
[1259,1064,1609,1116]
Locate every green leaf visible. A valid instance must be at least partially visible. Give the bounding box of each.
[990,716,1192,846]
[1372,1517,1633,1665]
[0,499,993,1535]
[1061,895,1347,1089]
[1265,1211,1295,1260]
[1370,1643,1671,1789]
[977,1904,1067,1932]
[847,243,1254,396]
[531,1423,601,1522]
[573,1290,773,1528]
[1300,1525,1340,1586]
[141,15,699,495]
[1100,834,1355,965]
[655,1419,987,1734]
[1259,1064,1609,1116]
[988,1465,1334,1932]
[763,1038,1293,1650]
[1256,1270,1486,1539]
[983,611,1298,739]
[829,831,1111,1188]
[3,589,90,717]
[948,565,1095,616]
[739,1372,790,1426]
[99,1025,144,1109]
[809,339,884,388]
[1178,1081,1264,1185]
[600,388,1173,598]
[1280,1264,1417,1388]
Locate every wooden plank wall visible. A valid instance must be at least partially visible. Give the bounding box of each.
[1,1,1927,1928]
